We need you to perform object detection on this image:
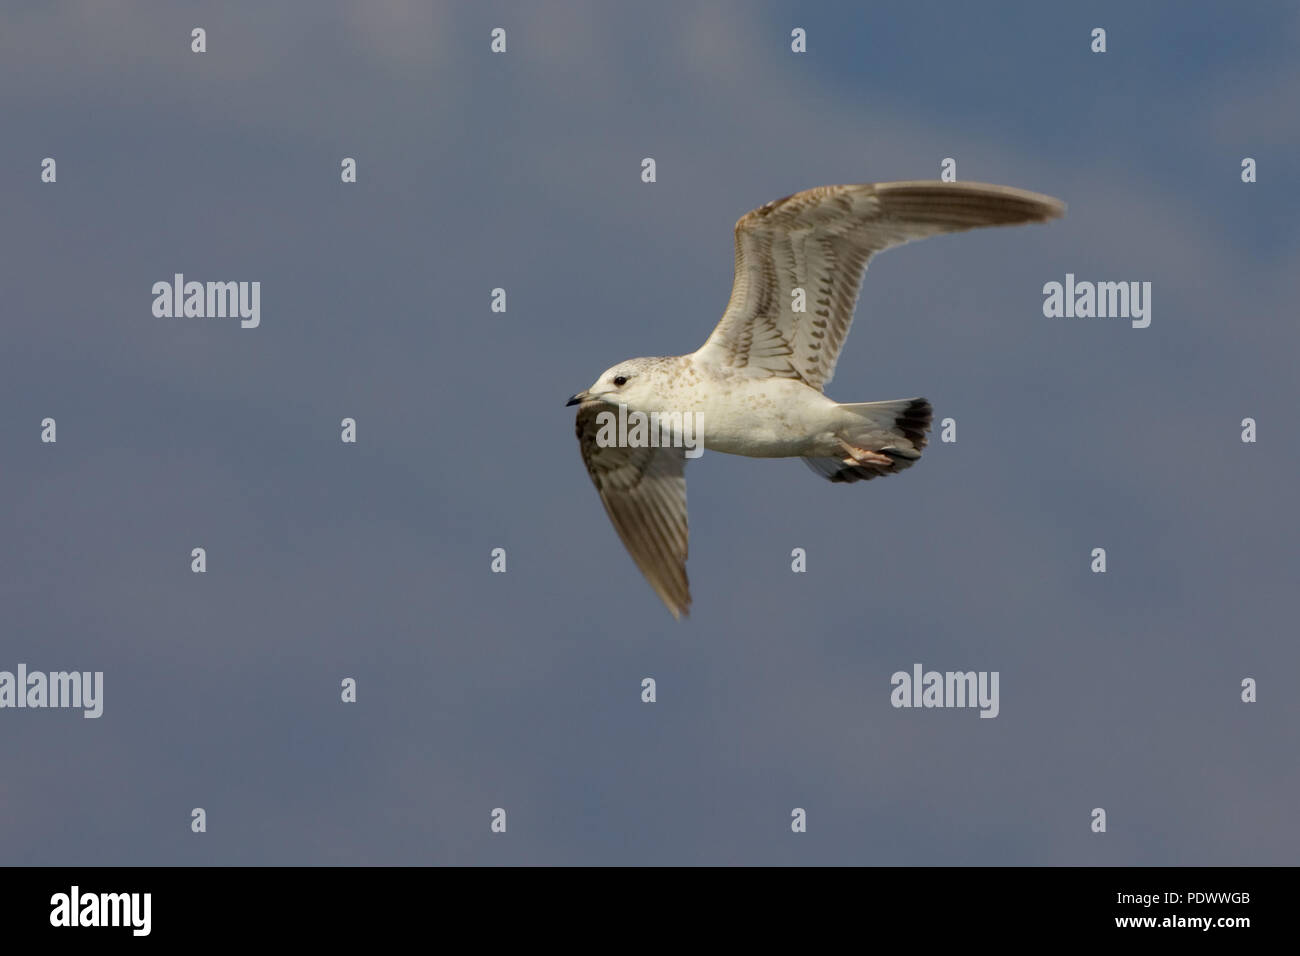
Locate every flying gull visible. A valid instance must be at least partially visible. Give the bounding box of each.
[568,180,1065,618]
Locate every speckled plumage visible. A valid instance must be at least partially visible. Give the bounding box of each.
[571,181,1066,618]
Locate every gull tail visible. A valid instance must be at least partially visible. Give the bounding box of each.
[802,397,932,484]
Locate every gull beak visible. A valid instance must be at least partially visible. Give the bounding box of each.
[566,390,589,407]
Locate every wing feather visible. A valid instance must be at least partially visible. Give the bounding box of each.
[696,181,1065,390]
[575,402,691,618]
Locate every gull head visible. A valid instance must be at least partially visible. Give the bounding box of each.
[566,357,668,410]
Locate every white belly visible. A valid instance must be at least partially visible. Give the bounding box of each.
[693,376,840,458]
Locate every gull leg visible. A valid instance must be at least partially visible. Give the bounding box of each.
[836,438,894,467]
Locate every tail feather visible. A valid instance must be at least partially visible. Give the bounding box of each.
[803,397,932,484]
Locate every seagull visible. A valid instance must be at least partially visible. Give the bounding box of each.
[569,181,1065,618]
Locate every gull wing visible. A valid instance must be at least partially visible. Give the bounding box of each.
[695,181,1065,390]
[575,402,691,618]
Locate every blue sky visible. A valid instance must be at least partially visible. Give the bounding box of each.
[2,1,1297,864]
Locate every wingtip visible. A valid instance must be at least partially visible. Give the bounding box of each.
[1041,194,1068,219]
[874,179,1067,221]
[658,588,691,620]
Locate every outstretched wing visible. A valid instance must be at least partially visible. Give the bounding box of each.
[575,402,691,618]
[695,181,1065,390]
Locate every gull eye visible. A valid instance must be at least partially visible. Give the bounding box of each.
[613,375,628,386]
